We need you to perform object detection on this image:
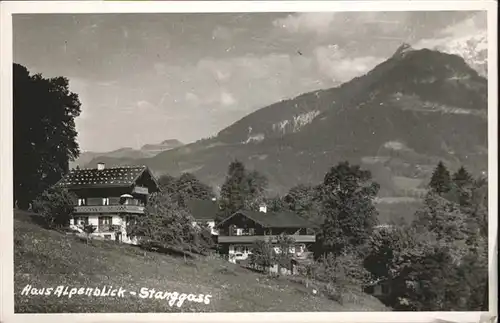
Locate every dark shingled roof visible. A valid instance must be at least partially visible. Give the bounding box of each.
[218,209,318,229]
[186,198,218,221]
[56,166,153,189]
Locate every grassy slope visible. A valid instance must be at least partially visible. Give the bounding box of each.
[14,210,388,313]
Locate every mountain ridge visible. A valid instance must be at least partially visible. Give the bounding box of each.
[70,139,184,169]
[83,46,488,223]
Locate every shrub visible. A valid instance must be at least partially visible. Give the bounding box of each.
[32,186,76,228]
[311,252,371,303]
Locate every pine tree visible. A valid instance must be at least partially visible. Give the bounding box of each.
[217,160,267,223]
[452,166,473,188]
[429,161,452,195]
[451,166,474,206]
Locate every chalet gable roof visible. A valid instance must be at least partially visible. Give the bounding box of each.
[217,209,318,229]
[56,165,159,191]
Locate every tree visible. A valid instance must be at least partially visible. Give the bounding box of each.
[452,166,474,188]
[429,161,452,195]
[126,192,201,253]
[157,174,178,196]
[275,234,296,276]
[284,184,322,225]
[363,225,462,310]
[31,186,77,228]
[445,166,475,207]
[317,161,380,256]
[469,177,488,237]
[13,64,81,209]
[157,173,215,211]
[413,193,468,243]
[266,195,287,213]
[314,251,371,303]
[217,160,267,222]
[249,239,275,274]
[176,172,215,207]
[364,195,489,311]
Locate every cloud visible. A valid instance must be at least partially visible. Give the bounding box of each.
[142,47,383,124]
[273,13,337,35]
[212,26,233,40]
[412,13,487,75]
[185,92,200,104]
[137,100,156,111]
[220,90,236,106]
[413,13,487,50]
[272,12,410,39]
[313,45,384,82]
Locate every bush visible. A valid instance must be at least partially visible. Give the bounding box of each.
[32,186,76,228]
[127,193,211,257]
[309,252,371,303]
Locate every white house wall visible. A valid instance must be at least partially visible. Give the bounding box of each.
[70,214,139,245]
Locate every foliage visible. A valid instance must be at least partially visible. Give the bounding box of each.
[363,225,457,310]
[317,161,380,257]
[157,174,178,196]
[157,173,215,207]
[452,166,474,188]
[265,195,287,213]
[249,239,275,271]
[284,184,323,226]
[31,186,77,228]
[14,210,388,312]
[13,64,81,209]
[312,252,371,303]
[428,161,452,195]
[83,224,97,245]
[275,234,296,276]
[413,193,468,242]
[176,172,215,207]
[363,167,489,312]
[126,193,203,254]
[196,222,216,251]
[217,160,268,222]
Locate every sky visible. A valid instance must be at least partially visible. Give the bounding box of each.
[13,11,487,152]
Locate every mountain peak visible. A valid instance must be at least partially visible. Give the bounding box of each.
[392,43,414,58]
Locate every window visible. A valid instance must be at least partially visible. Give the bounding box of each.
[77,198,86,206]
[104,235,112,240]
[99,216,112,225]
[102,198,110,206]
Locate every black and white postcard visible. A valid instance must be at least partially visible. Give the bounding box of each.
[0,1,497,323]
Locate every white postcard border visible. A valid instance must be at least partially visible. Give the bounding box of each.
[0,1,497,323]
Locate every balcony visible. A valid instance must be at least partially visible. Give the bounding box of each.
[218,235,316,244]
[132,186,149,195]
[74,205,145,214]
[96,224,122,233]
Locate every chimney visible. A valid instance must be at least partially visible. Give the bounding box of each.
[259,204,267,213]
[97,162,105,171]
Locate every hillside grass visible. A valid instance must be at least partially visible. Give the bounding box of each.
[14,210,389,313]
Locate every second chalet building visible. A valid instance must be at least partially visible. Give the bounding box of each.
[56,162,160,244]
[216,205,318,264]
